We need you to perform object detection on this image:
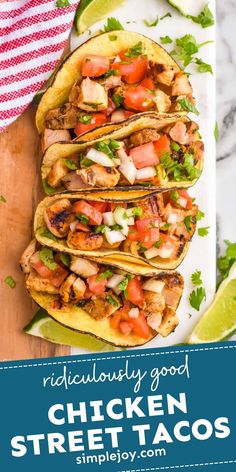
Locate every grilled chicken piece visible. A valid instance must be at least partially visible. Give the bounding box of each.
[146,312,163,331]
[102,240,122,249]
[190,140,204,163]
[86,290,120,320]
[41,129,71,153]
[20,239,37,274]
[169,121,199,146]
[172,73,193,97]
[78,78,108,111]
[155,193,165,216]
[144,291,166,316]
[138,197,159,218]
[69,81,81,104]
[161,273,184,307]
[59,274,86,303]
[77,164,120,188]
[148,62,178,86]
[70,256,98,277]
[67,231,103,251]
[44,199,73,238]
[129,129,160,147]
[99,75,122,90]
[45,103,79,129]
[62,172,91,190]
[26,271,59,294]
[47,159,70,188]
[154,89,171,112]
[156,307,179,337]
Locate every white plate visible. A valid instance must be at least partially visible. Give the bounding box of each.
[70,0,216,352]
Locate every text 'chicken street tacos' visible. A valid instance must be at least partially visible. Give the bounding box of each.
[42,112,203,195]
[34,190,198,272]
[36,30,195,140]
[20,240,184,347]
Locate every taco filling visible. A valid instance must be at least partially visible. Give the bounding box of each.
[43,40,194,142]
[40,191,198,263]
[45,120,203,191]
[20,240,184,341]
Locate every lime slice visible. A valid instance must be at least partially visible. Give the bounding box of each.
[188,262,236,344]
[75,0,125,34]
[24,309,123,352]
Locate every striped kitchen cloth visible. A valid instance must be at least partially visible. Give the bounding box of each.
[0,0,79,133]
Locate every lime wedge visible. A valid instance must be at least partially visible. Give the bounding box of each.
[188,262,236,344]
[75,0,125,34]
[24,309,123,352]
[167,1,204,17]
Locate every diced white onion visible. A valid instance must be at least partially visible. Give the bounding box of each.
[144,247,160,260]
[111,110,127,122]
[70,221,78,232]
[178,196,188,208]
[147,313,162,330]
[70,256,98,277]
[128,216,134,225]
[105,229,126,245]
[129,308,140,318]
[142,279,165,293]
[103,211,115,226]
[107,274,125,289]
[118,148,137,184]
[167,213,178,224]
[87,148,115,167]
[136,166,156,181]
[158,246,174,259]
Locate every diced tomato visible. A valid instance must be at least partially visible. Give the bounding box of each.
[127,226,141,242]
[108,202,127,211]
[153,135,171,158]
[119,321,133,335]
[50,266,69,288]
[90,201,108,213]
[84,287,93,299]
[140,77,156,90]
[123,110,135,119]
[124,85,154,112]
[130,142,159,169]
[74,113,107,136]
[175,190,193,210]
[159,233,176,249]
[129,311,150,339]
[75,222,90,232]
[110,312,121,330]
[115,301,130,321]
[136,217,160,233]
[127,277,145,308]
[32,256,68,287]
[142,228,160,249]
[81,55,110,77]
[87,275,107,296]
[105,98,116,116]
[112,54,148,84]
[32,257,55,279]
[72,200,103,225]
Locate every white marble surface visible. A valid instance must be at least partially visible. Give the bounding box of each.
[216,0,236,255]
[70,0,216,353]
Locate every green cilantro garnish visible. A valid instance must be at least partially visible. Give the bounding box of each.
[160,12,172,20]
[103,69,118,79]
[194,58,213,74]
[191,270,203,286]
[198,226,210,237]
[0,195,6,203]
[38,248,58,270]
[4,276,16,288]
[109,34,117,41]
[178,98,199,115]
[154,240,162,249]
[214,121,220,141]
[218,241,236,283]
[64,159,78,170]
[103,17,124,32]
[95,139,120,159]
[144,17,159,27]
[106,295,119,307]
[184,216,192,233]
[56,0,70,7]
[132,207,143,218]
[161,223,171,231]
[160,151,201,182]
[94,224,107,234]
[60,253,71,267]
[118,274,133,292]
[79,114,92,124]
[189,287,206,311]
[196,210,205,221]
[160,35,173,45]
[97,270,113,281]
[125,42,143,58]
[76,213,89,225]
[111,224,123,231]
[112,93,124,107]
[188,5,214,29]
[171,34,213,68]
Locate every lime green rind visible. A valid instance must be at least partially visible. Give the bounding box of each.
[24,309,124,352]
[75,0,125,34]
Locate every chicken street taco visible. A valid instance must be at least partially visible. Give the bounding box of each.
[34,190,198,272]
[20,240,184,347]
[42,112,203,195]
[36,30,195,144]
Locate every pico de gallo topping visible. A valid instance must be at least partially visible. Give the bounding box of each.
[45,120,203,191]
[42,191,198,262]
[43,41,195,143]
[21,240,183,340]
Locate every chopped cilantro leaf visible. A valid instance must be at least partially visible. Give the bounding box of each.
[198,226,210,237]
[194,58,213,74]
[79,114,92,124]
[76,213,89,225]
[214,121,220,141]
[189,287,206,311]
[132,207,143,218]
[97,270,113,281]
[95,225,107,234]
[125,42,143,58]
[160,35,173,45]
[4,276,16,288]
[103,17,124,32]
[178,98,199,115]
[161,223,171,231]
[118,274,133,292]
[160,12,172,20]
[112,93,124,107]
[188,5,214,29]
[106,295,119,307]
[184,216,192,232]
[196,210,205,221]
[191,270,203,286]
[144,17,159,27]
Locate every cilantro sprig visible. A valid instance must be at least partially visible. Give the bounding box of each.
[217,241,236,284]
[169,34,213,75]
[191,270,203,286]
[189,270,206,311]
[103,17,124,32]
[188,5,214,29]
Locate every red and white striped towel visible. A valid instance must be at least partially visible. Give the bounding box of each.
[0,0,79,133]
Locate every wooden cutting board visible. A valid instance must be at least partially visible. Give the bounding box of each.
[0,105,70,361]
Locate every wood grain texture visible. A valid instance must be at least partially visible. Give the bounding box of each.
[0,106,70,361]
